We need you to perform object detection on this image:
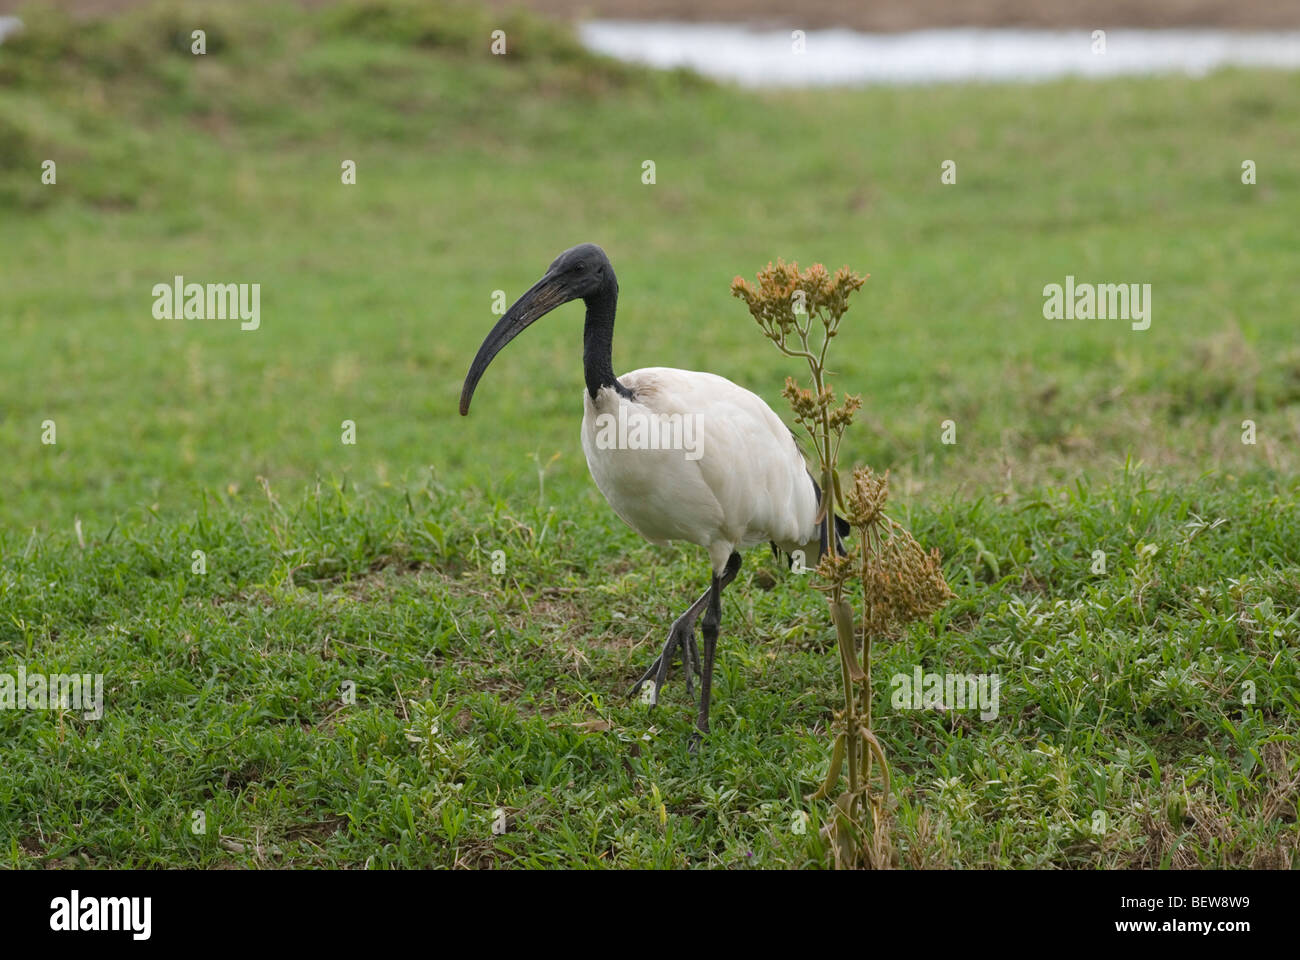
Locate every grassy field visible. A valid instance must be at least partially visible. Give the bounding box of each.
[1,0,1298,868]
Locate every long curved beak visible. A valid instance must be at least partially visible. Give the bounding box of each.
[459,272,571,415]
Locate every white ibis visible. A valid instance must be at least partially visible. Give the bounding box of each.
[460,243,846,746]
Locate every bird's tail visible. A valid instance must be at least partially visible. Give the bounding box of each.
[769,472,850,571]
[809,472,851,561]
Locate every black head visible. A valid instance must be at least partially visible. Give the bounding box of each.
[544,243,614,302]
[459,243,615,415]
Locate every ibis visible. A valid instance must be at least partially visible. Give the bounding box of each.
[460,243,845,746]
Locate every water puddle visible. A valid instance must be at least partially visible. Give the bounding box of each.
[579,22,1300,87]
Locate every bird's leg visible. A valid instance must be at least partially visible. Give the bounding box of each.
[691,551,742,753]
[626,553,742,707]
[626,593,708,704]
[680,619,701,689]
[689,575,723,753]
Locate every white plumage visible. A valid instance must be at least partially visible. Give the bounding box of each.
[580,367,820,575]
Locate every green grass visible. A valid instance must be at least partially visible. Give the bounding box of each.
[1,0,1297,868]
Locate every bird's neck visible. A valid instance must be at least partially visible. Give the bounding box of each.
[583,277,633,401]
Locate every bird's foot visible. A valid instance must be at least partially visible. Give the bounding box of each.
[626,614,699,706]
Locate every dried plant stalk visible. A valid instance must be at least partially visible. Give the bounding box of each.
[733,261,953,869]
